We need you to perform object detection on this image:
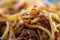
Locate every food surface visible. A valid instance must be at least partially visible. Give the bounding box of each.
[0,0,60,40]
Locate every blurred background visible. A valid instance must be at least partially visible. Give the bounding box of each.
[48,0,60,3]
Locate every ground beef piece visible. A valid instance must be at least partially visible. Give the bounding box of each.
[55,31,60,40]
[0,22,6,37]
[0,22,6,27]
[39,14,51,30]
[38,30,49,40]
[8,29,49,40]
[41,32,49,40]
[17,29,39,40]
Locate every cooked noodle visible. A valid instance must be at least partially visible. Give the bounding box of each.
[0,0,60,40]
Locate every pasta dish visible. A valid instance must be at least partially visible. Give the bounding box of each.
[0,0,60,40]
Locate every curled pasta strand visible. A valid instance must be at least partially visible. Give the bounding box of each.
[48,14,58,39]
[2,21,10,39]
[27,24,51,37]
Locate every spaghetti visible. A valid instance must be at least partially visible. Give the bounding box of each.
[0,0,60,40]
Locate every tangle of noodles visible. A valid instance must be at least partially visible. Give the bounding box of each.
[0,0,60,40]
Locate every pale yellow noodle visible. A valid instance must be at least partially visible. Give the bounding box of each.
[9,27,15,38]
[52,13,60,22]
[48,14,58,39]
[28,25,51,37]
[14,21,21,32]
[2,21,10,39]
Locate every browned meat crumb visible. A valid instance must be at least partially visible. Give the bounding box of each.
[39,14,51,31]
[55,31,60,40]
[37,30,49,40]
[0,22,6,36]
[8,29,49,40]
[17,29,39,40]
